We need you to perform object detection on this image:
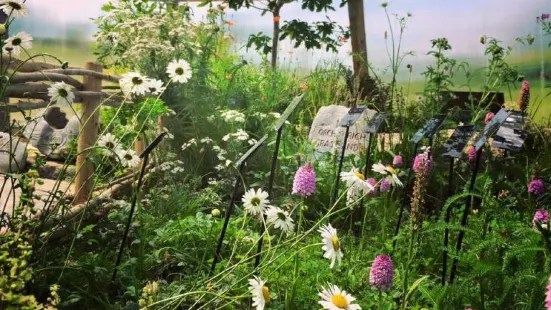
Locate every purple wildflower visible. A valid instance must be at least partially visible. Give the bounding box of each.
[380,179,392,193]
[533,209,549,228]
[369,255,394,292]
[366,178,378,196]
[392,155,403,168]
[546,275,551,310]
[467,146,477,163]
[519,81,530,112]
[292,162,316,197]
[412,149,433,175]
[484,112,494,125]
[528,179,545,197]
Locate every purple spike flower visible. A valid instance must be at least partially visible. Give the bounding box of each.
[533,209,549,228]
[467,146,478,163]
[484,112,494,125]
[528,179,545,197]
[392,155,403,168]
[369,255,394,292]
[292,162,316,197]
[366,178,378,196]
[412,149,433,175]
[546,275,551,310]
[519,80,530,112]
[380,179,392,193]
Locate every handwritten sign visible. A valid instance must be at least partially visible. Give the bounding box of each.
[411,114,447,144]
[365,112,388,134]
[442,125,477,158]
[473,109,510,151]
[309,105,376,156]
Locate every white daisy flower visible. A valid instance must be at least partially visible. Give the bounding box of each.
[340,168,374,193]
[97,133,122,156]
[119,72,150,96]
[0,0,27,18]
[3,31,32,56]
[318,224,343,269]
[242,188,270,216]
[47,82,75,105]
[372,163,403,187]
[265,206,295,235]
[147,78,165,95]
[166,59,192,84]
[248,276,270,310]
[118,149,140,168]
[318,284,361,310]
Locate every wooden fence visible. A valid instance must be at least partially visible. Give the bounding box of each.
[2,59,124,204]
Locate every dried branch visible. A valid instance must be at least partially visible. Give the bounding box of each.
[5,83,126,103]
[11,72,84,89]
[3,99,122,111]
[44,69,120,83]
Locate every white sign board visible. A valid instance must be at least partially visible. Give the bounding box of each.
[308,105,376,156]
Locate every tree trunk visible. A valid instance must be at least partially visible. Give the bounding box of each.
[271,6,282,70]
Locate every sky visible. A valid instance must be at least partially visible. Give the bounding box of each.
[12,0,551,71]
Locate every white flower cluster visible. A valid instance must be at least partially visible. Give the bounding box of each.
[181,138,197,151]
[222,129,249,142]
[220,110,246,123]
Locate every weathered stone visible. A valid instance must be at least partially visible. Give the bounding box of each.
[44,107,68,129]
[22,117,73,157]
[63,116,80,138]
[0,133,27,173]
[308,105,376,156]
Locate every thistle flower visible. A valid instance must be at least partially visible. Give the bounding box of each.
[519,80,530,112]
[369,255,394,292]
[528,179,545,197]
[392,155,403,167]
[380,179,392,193]
[292,162,316,197]
[546,275,551,310]
[484,112,495,125]
[532,209,549,228]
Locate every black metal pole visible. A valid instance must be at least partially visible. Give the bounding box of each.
[449,148,483,284]
[441,157,455,285]
[211,164,245,273]
[392,142,419,249]
[332,126,351,206]
[111,155,149,282]
[254,127,283,270]
[362,133,374,179]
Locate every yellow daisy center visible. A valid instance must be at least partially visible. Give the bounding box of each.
[353,171,365,181]
[331,235,340,251]
[386,166,396,175]
[331,293,348,308]
[262,286,270,304]
[251,197,261,206]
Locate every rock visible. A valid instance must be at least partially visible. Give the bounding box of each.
[44,107,68,129]
[308,105,376,156]
[63,116,81,138]
[23,117,74,157]
[0,133,28,173]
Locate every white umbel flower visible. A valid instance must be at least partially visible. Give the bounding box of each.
[97,133,122,156]
[147,78,165,95]
[241,188,269,216]
[248,276,270,310]
[0,0,28,18]
[166,59,192,84]
[319,284,361,310]
[119,72,150,96]
[372,163,403,187]
[265,206,294,235]
[318,224,343,269]
[3,31,32,56]
[118,149,140,168]
[47,82,75,105]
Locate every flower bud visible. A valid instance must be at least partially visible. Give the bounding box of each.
[0,23,6,35]
[211,209,221,217]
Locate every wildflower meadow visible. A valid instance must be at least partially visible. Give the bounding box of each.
[1,0,551,309]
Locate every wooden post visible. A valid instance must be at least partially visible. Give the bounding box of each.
[74,62,102,204]
[347,0,373,98]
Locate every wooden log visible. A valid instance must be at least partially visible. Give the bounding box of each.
[2,58,69,73]
[11,72,84,89]
[74,63,102,204]
[5,83,125,103]
[44,68,120,84]
[3,99,123,111]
